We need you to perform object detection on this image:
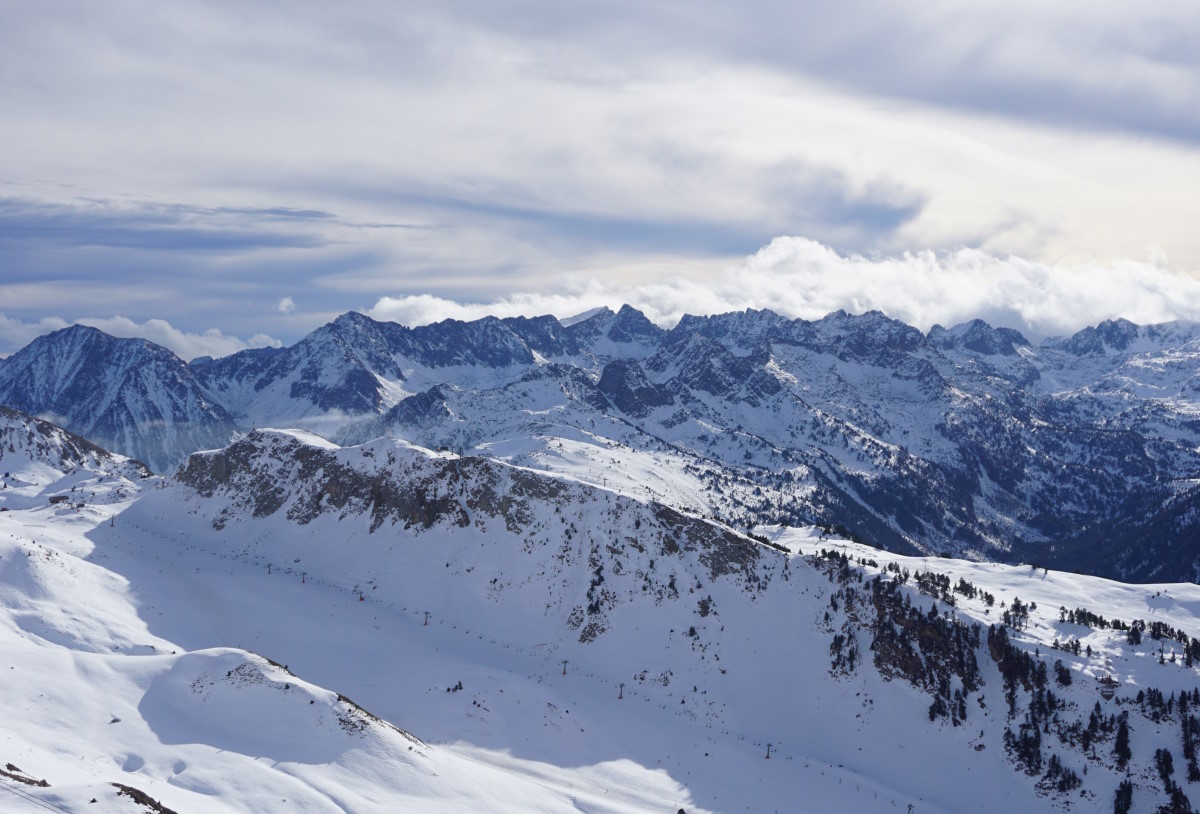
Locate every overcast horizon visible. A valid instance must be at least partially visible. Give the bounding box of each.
[3,1,1200,359]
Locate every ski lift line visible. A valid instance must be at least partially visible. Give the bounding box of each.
[0,779,73,814]
[112,507,760,753]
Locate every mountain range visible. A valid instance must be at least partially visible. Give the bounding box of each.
[2,306,1198,582]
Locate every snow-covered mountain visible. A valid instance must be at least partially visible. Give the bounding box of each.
[6,424,1200,812]
[0,326,235,472]
[187,306,662,434]
[2,308,1199,581]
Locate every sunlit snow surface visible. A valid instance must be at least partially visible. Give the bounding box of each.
[3,429,1200,812]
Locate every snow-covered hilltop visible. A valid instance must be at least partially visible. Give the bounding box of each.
[5,307,1198,581]
[0,405,149,509]
[5,425,1200,812]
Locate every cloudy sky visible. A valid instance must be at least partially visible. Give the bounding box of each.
[3,1,1200,358]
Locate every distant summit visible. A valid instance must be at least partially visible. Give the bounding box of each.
[0,325,234,472]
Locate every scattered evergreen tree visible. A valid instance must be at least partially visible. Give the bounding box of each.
[1158,747,1177,788]
[1114,779,1133,814]
[929,695,948,721]
[1159,787,1196,814]
[1181,702,1200,781]
[1115,713,1132,768]
[1043,754,1081,792]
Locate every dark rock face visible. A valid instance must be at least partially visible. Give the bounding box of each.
[651,504,759,583]
[177,431,763,586]
[191,346,287,390]
[500,314,571,358]
[1060,318,1141,355]
[928,319,1030,356]
[646,335,782,405]
[606,304,664,345]
[598,360,673,417]
[382,388,453,428]
[404,316,534,369]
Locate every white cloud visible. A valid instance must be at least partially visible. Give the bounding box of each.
[277,296,296,315]
[0,314,70,358]
[75,317,284,361]
[0,314,282,361]
[370,237,1200,341]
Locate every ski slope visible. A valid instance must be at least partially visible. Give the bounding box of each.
[3,424,1200,811]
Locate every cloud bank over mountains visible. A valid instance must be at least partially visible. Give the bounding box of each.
[6,236,1200,360]
[371,237,1200,342]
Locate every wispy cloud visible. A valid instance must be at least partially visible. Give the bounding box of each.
[434,0,1200,144]
[0,197,332,252]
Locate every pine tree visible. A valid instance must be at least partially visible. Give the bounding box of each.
[1113,779,1132,814]
[1115,714,1132,768]
[1160,787,1196,814]
[1157,747,1176,788]
[1054,659,1072,687]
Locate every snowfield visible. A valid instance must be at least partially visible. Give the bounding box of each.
[3,416,1200,812]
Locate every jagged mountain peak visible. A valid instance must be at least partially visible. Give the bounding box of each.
[928,319,1031,356]
[1043,317,1200,357]
[787,308,928,365]
[330,309,379,329]
[1052,318,1141,356]
[406,315,534,368]
[6,323,183,375]
[558,305,614,327]
[814,307,922,338]
[607,303,663,343]
[670,308,788,350]
[498,313,568,357]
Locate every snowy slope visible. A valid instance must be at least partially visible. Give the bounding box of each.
[0,405,150,509]
[0,527,698,813]
[0,440,706,813]
[6,426,1200,811]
